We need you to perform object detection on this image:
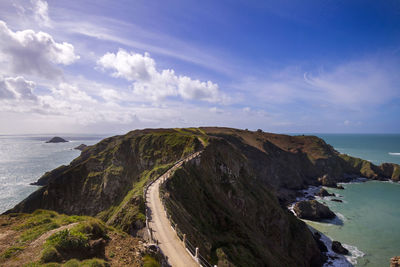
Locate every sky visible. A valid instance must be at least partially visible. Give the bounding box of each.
[0,0,399,134]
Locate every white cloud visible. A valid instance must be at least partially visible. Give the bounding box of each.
[0,20,79,79]
[31,0,51,27]
[97,49,226,103]
[242,59,400,110]
[0,76,37,100]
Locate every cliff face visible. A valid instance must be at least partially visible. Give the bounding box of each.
[9,129,203,233]
[163,138,324,266]
[6,127,400,266]
[199,128,399,203]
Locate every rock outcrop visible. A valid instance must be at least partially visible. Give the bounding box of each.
[293,200,336,221]
[313,232,328,253]
[316,188,334,197]
[391,256,400,267]
[331,241,349,255]
[46,137,68,143]
[74,144,87,151]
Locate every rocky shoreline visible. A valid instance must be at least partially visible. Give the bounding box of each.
[288,179,369,266]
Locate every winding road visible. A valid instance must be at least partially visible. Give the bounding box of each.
[145,152,201,267]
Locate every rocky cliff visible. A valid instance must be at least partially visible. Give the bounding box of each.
[9,128,203,233]
[6,127,400,267]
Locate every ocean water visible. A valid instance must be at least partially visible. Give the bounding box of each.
[304,134,400,267]
[0,135,104,213]
[316,134,400,165]
[307,181,400,267]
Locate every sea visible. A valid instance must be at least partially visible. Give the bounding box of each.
[0,134,105,213]
[307,134,400,267]
[0,133,399,267]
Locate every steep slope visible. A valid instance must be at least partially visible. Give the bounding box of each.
[8,128,204,233]
[200,127,399,203]
[162,138,324,266]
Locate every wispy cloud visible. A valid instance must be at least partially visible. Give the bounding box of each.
[240,58,400,112]
[31,0,51,27]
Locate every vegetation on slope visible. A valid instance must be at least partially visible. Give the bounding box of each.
[0,210,147,266]
[8,129,205,234]
[162,137,325,267]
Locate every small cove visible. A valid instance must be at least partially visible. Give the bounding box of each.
[306,181,400,266]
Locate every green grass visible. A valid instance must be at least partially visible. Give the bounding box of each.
[14,210,84,244]
[45,229,89,251]
[100,162,174,231]
[41,219,109,263]
[40,246,61,263]
[143,255,160,267]
[0,245,24,259]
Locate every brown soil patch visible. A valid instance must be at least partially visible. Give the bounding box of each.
[104,231,143,267]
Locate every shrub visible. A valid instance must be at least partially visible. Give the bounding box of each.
[63,259,80,267]
[143,255,160,267]
[41,246,61,263]
[46,229,89,251]
[80,258,109,267]
[1,246,24,259]
[72,220,107,240]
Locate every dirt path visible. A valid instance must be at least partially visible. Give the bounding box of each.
[146,153,200,267]
[6,223,78,267]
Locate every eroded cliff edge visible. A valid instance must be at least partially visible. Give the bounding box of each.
[6,127,400,266]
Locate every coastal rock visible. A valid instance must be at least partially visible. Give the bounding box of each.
[317,174,337,187]
[336,185,345,189]
[293,200,336,221]
[74,144,87,151]
[390,256,400,267]
[331,241,349,255]
[46,137,68,143]
[331,199,342,203]
[313,232,328,252]
[316,188,334,197]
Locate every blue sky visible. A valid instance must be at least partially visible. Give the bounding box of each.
[0,0,399,134]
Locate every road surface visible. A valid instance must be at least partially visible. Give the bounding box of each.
[146,153,200,267]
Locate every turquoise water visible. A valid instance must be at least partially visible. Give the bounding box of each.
[316,134,400,165]
[0,135,104,213]
[302,134,400,266]
[307,181,400,267]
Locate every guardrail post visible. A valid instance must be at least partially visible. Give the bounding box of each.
[195,247,199,262]
[149,228,153,242]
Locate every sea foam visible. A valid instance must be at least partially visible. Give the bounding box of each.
[389,152,400,156]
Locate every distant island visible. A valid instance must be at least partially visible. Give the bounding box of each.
[45,137,68,143]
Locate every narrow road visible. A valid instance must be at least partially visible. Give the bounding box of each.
[146,153,200,267]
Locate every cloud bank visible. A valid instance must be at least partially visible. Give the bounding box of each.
[97,49,225,103]
[0,20,79,79]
